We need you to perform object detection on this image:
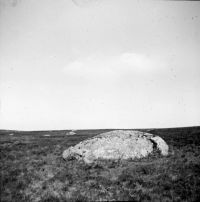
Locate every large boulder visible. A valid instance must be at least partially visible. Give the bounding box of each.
[62,130,169,163]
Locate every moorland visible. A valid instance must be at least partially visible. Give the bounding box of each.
[0,127,200,201]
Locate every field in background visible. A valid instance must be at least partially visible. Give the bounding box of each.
[1,127,200,201]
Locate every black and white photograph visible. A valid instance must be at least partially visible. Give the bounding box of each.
[0,0,200,201]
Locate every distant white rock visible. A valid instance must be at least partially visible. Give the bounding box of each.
[62,130,169,163]
[66,131,76,136]
[9,133,14,136]
[43,134,51,137]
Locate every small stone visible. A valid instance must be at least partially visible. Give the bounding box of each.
[66,131,76,135]
[9,133,14,136]
[43,134,51,137]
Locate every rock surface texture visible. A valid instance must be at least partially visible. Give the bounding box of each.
[62,130,169,163]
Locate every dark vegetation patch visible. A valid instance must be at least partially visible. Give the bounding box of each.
[0,127,200,201]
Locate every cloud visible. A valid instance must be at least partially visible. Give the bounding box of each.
[63,52,164,84]
[63,55,115,83]
[72,0,99,7]
[120,53,156,71]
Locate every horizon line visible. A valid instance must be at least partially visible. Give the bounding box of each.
[0,125,200,132]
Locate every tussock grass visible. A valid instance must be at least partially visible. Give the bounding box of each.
[0,127,200,201]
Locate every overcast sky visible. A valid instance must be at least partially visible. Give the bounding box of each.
[0,0,200,130]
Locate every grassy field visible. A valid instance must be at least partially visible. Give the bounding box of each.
[0,127,200,202]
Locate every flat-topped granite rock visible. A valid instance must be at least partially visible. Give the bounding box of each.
[62,130,169,163]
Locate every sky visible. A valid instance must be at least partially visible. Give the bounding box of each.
[0,0,200,130]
